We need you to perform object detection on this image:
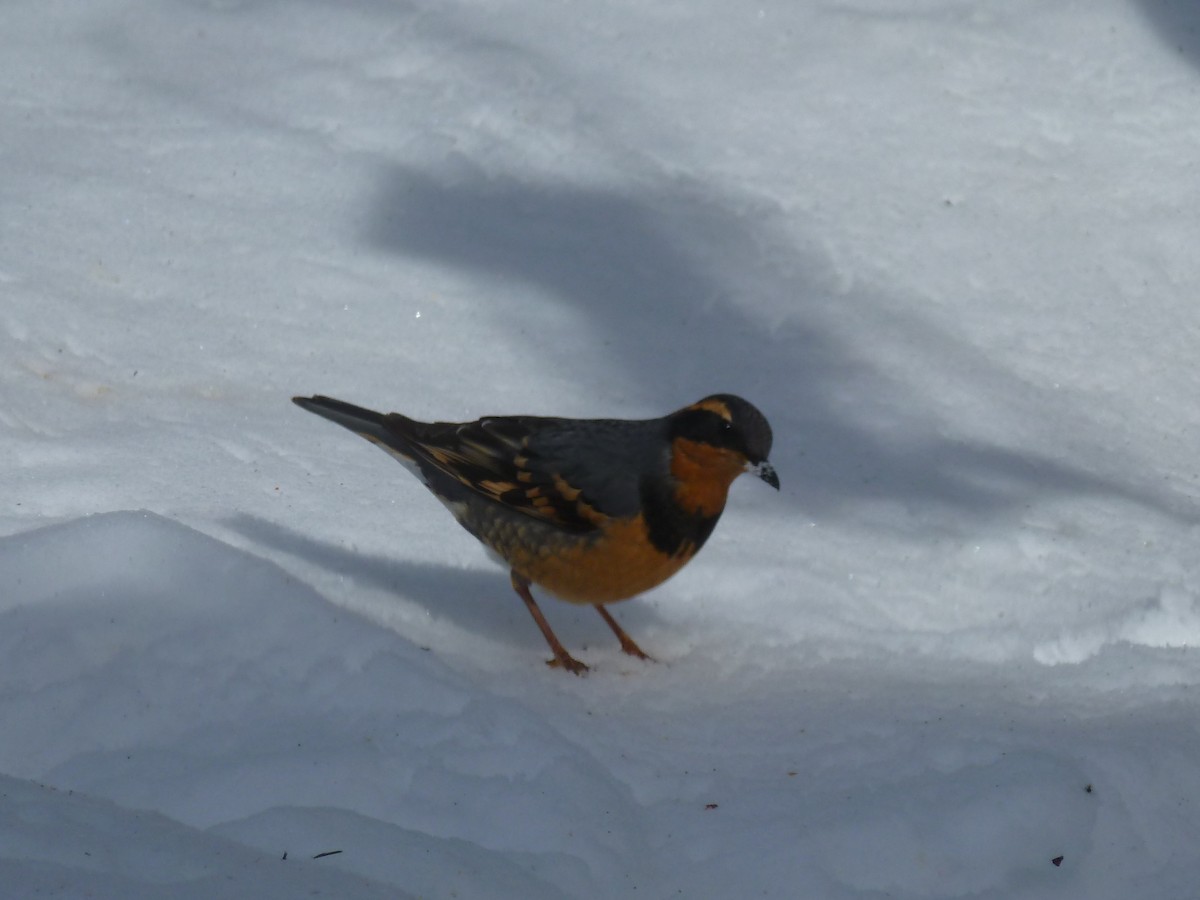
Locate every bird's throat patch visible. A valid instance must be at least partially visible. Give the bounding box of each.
[668,438,745,517]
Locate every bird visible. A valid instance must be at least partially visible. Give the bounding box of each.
[292,393,778,674]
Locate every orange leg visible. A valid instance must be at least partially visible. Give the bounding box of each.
[595,605,654,661]
[510,571,589,675]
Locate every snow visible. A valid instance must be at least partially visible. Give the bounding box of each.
[3,0,1200,896]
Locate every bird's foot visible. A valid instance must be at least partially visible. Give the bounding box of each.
[546,653,590,675]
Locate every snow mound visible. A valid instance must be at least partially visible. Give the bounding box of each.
[0,774,405,900]
[0,512,625,897]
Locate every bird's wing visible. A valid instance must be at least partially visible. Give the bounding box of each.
[385,415,654,533]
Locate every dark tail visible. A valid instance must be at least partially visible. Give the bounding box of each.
[292,395,395,445]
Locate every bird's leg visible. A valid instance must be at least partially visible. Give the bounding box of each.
[594,605,654,661]
[510,571,589,675]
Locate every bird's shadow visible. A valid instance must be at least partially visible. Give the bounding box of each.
[223,513,662,655]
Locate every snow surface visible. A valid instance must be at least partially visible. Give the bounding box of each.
[3,0,1200,896]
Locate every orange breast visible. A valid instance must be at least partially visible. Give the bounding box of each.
[510,514,700,605]
[668,438,745,516]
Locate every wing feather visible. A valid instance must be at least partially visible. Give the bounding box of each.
[384,415,612,533]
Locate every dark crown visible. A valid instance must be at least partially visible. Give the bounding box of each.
[669,394,773,464]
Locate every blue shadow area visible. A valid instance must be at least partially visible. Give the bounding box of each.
[1138,0,1200,69]
[365,164,1191,523]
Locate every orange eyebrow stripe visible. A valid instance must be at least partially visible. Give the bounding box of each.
[689,398,733,420]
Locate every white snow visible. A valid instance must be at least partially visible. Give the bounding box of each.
[3,0,1200,896]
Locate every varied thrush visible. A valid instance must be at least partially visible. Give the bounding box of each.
[292,393,778,674]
